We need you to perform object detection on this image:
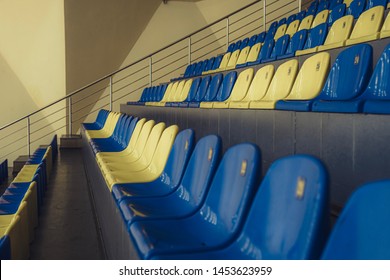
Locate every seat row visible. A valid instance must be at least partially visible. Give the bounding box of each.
[129,43,390,114]
[0,160,8,184]
[83,109,390,259]
[0,135,57,260]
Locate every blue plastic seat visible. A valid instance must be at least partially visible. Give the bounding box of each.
[347,0,366,19]
[263,34,290,62]
[213,71,237,103]
[118,135,222,226]
[82,109,109,131]
[287,14,297,24]
[111,129,195,200]
[232,40,242,51]
[316,1,329,13]
[278,18,287,26]
[203,57,215,72]
[328,3,346,26]
[191,61,204,77]
[367,0,387,8]
[285,44,372,112]
[0,236,11,260]
[155,155,329,260]
[188,75,211,108]
[307,5,318,16]
[197,73,223,104]
[296,10,307,21]
[277,30,308,59]
[256,31,267,43]
[248,34,258,47]
[363,44,390,114]
[247,39,274,66]
[227,42,235,53]
[330,0,343,9]
[178,77,202,108]
[128,143,261,259]
[265,22,278,41]
[296,23,328,55]
[240,38,250,49]
[322,180,390,260]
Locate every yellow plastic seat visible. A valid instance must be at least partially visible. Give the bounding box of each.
[286,20,300,36]
[146,83,172,106]
[213,68,254,108]
[274,24,287,41]
[156,81,179,106]
[346,6,384,46]
[380,12,390,39]
[205,52,231,74]
[85,112,120,139]
[230,46,250,69]
[312,10,330,28]
[168,80,186,103]
[245,43,262,64]
[13,164,39,182]
[281,52,331,101]
[223,49,240,70]
[317,15,354,51]
[298,15,314,30]
[175,79,193,102]
[105,125,179,189]
[249,59,299,109]
[343,0,353,7]
[230,65,275,109]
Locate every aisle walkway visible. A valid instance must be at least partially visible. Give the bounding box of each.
[30,148,105,259]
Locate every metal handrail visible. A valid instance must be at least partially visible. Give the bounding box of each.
[0,0,262,132]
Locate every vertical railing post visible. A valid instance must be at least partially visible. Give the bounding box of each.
[149,57,152,87]
[299,0,302,12]
[68,97,72,135]
[226,18,230,50]
[263,0,267,32]
[109,76,113,111]
[188,37,192,64]
[27,117,31,156]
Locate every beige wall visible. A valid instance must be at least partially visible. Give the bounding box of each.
[0,0,66,127]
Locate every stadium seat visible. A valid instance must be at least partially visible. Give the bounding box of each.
[111,129,194,199]
[347,0,366,18]
[227,42,235,53]
[317,1,329,13]
[227,47,249,70]
[275,52,331,111]
[277,29,308,59]
[296,10,307,21]
[188,76,211,108]
[285,44,372,112]
[233,40,242,51]
[167,79,193,106]
[213,68,253,108]
[317,15,354,51]
[247,39,274,66]
[223,49,240,70]
[155,155,329,260]
[286,14,297,25]
[249,59,299,109]
[204,52,231,74]
[345,6,384,46]
[230,65,274,109]
[322,180,390,260]
[330,0,344,9]
[117,134,221,225]
[0,235,11,260]
[312,9,330,27]
[202,57,215,72]
[256,31,266,43]
[178,77,202,107]
[328,3,346,26]
[295,23,328,55]
[274,24,287,41]
[202,71,237,109]
[367,0,387,8]
[82,109,109,131]
[263,35,290,62]
[198,73,223,108]
[363,44,390,114]
[286,19,300,37]
[237,42,262,68]
[128,143,261,259]
[379,12,390,39]
[298,15,314,30]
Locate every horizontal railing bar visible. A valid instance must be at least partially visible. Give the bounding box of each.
[153,55,188,74]
[0,145,26,160]
[192,45,226,62]
[30,116,66,136]
[71,85,110,105]
[191,33,226,55]
[72,95,110,115]
[190,26,226,45]
[30,106,67,126]
[0,126,26,142]
[113,83,149,103]
[0,135,26,150]
[112,65,149,85]
[31,125,66,145]
[72,104,110,123]
[152,45,188,65]
[0,0,262,131]
[229,6,263,26]
[112,74,150,94]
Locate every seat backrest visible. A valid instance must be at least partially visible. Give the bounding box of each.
[226,49,240,68]
[328,3,346,25]
[298,15,314,30]
[183,64,193,78]
[312,9,329,27]
[194,76,211,102]
[285,29,308,55]
[139,122,166,167]
[233,40,242,51]
[159,82,173,102]
[286,20,300,36]
[243,65,275,102]
[138,87,148,102]
[361,44,390,100]
[124,118,145,152]
[296,10,307,21]
[307,5,317,16]
[202,73,223,101]
[236,155,329,260]
[349,6,384,39]
[258,39,275,61]
[344,0,354,7]
[203,57,215,72]
[303,23,328,49]
[248,34,258,47]
[317,1,329,13]
[123,117,139,147]
[241,38,250,49]
[324,15,354,46]
[246,43,262,63]
[262,59,299,101]
[285,52,330,101]
[176,79,193,102]
[236,46,250,65]
[155,128,195,192]
[185,77,202,102]
[131,119,155,158]
[381,12,390,32]
[278,18,287,26]
[163,81,179,102]
[215,71,237,102]
[171,80,186,102]
[287,14,297,24]
[270,35,290,59]
[198,143,261,243]
[181,135,222,209]
[347,0,366,18]
[158,84,168,101]
[227,42,235,53]
[274,24,287,41]
[218,52,232,69]
[330,0,343,9]
[318,44,372,101]
[256,31,266,43]
[118,116,133,146]
[212,55,223,70]
[229,68,254,102]
[265,23,277,41]
[322,180,390,259]
[367,0,387,8]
